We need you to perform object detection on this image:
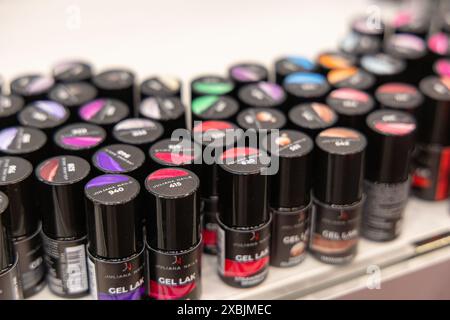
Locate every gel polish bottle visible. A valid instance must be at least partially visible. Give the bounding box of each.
[363,110,416,241]
[85,174,145,300]
[217,147,271,287]
[92,69,136,111]
[412,76,450,201]
[311,127,366,265]
[10,74,55,104]
[191,95,239,127]
[36,155,91,298]
[140,75,182,100]
[190,75,235,100]
[0,191,23,300]
[0,94,25,128]
[52,60,93,83]
[139,97,186,136]
[144,168,202,300]
[192,120,243,254]
[262,130,313,267]
[228,62,269,92]
[0,156,46,298]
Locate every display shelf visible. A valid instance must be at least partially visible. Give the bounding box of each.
[31,198,450,300]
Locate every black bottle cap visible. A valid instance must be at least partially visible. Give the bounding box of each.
[85,174,142,259]
[283,72,330,104]
[288,103,338,137]
[48,82,98,113]
[365,110,416,184]
[92,69,135,108]
[0,94,24,128]
[79,98,129,128]
[0,191,14,271]
[190,75,235,99]
[418,76,450,145]
[326,88,374,130]
[384,33,427,61]
[228,63,269,87]
[262,130,313,208]
[140,76,181,99]
[52,60,93,83]
[10,74,55,104]
[314,127,366,205]
[375,83,423,114]
[112,118,164,152]
[316,51,357,74]
[327,67,375,91]
[339,32,381,57]
[92,144,145,176]
[351,16,385,39]
[191,95,239,124]
[145,168,200,251]
[274,55,318,84]
[0,126,47,165]
[149,138,201,170]
[218,147,269,228]
[237,108,286,131]
[192,120,243,198]
[0,156,37,237]
[54,123,106,159]
[427,32,450,58]
[139,96,186,135]
[18,101,70,134]
[36,155,91,239]
[433,58,450,77]
[238,82,286,109]
[360,53,407,85]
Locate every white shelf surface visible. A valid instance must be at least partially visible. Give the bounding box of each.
[31,198,450,300]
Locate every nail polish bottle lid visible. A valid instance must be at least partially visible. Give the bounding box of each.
[149,138,202,170]
[36,155,91,239]
[0,94,25,128]
[365,110,416,184]
[79,98,129,126]
[52,60,93,83]
[193,120,243,198]
[140,76,181,98]
[49,82,98,109]
[375,83,423,114]
[191,75,235,97]
[262,130,313,209]
[92,144,145,180]
[85,174,142,259]
[0,191,14,271]
[418,76,450,145]
[237,82,286,109]
[316,51,357,73]
[112,118,164,151]
[237,108,286,131]
[0,156,38,237]
[0,126,47,165]
[229,63,269,86]
[314,127,366,205]
[93,69,135,91]
[145,168,200,251]
[288,103,338,137]
[10,74,55,102]
[191,95,239,123]
[218,147,269,228]
[351,16,385,39]
[18,101,70,131]
[326,88,375,124]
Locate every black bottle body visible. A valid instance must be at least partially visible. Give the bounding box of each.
[0,257,23,300]
[42,232,89,298]
[362,179,410,241]
[146,240,202,300]
[13,226,46,298]
[310,198,363,265]
[88,248,145,300]
[270,204,311,268]
[216,215,271,288]
[412,144,450,201]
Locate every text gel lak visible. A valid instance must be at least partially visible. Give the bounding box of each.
[363,110,416,241]
[144,168,202,300]
[262,130,313,267]
[36,155,91,297]
[0,157,45,298]
[85,174,144,300]
[311,128,366,265]
[217,147,271,287]
[0,191,23,300]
